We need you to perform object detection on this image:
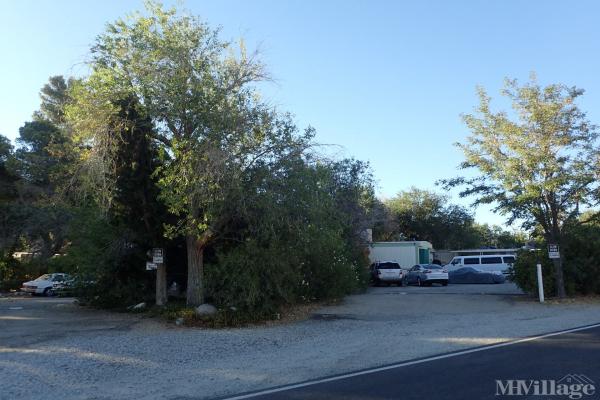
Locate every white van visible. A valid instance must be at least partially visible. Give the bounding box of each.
[445,255,516,274]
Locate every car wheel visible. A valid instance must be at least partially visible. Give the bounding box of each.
[43,287,54,297]
[442,281,448,286]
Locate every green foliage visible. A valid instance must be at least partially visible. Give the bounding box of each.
[509,250,558,296]
[72,1,315,305]
[382,188,476,248]
[444,76,600,297]
[448,76,599,232]
[376,187,525,250]
[58,97,167,307]
[469,223,527,249]
[204,156,372,315]
[561,221,600,295]
[61,207,154,308]
[0,76,77,277]
[205,241,301,314]
[2,3,377,323]
[511,219,600,297]
[0,254,39,291]
[34,75,76,126]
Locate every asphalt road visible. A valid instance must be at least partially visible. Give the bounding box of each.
[221,324,600,400]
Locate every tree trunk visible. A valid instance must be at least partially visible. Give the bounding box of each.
[156,261,167,306]
[553,255,567,299]
[547,233,566,299]
[186,235,205,307]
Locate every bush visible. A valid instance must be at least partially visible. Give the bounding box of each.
[62,208,155,308]
[205,232,368,317]
[562,223,600,295]
[510,226,600,297]
[0,255,46,292]
[509,250,558,296]
[205,239,301,315]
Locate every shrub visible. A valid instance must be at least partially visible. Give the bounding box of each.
[205,239,302,315]
[510,229,600,297]
[205,232,368,317]
[0,255,47,291]
[63,208,154,308]
[509,250,558,296]
[562,223,600,295]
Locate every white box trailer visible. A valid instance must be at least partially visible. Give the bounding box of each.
[368,241,434,269]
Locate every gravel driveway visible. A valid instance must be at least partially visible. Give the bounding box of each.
[2,284,600,400]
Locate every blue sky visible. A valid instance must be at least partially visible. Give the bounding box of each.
[2,0,600,227]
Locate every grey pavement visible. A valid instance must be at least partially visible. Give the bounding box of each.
[1,284,600,400]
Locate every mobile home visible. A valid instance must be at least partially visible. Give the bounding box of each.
[368,241,434,269]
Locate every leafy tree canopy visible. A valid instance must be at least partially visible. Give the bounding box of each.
[443,75,600,297]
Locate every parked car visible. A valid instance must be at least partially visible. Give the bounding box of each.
[21,273,72,296]
[370,261,405,286]
[445,255,516,274]
[448,267,506,284]
[405,264,448,286]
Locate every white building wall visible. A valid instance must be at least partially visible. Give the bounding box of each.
[368,241,433,269]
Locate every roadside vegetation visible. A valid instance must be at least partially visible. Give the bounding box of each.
[0,3,373,323]
[1,3,599,323]
[444,77,600,298]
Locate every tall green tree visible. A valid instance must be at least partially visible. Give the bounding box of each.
[34,75,76,127]
[0,135,21,252]
[69,2,310,306]
[381,188,477,249]
[444,76,600,297]
[0,135,17,202]
[2,76,77,261]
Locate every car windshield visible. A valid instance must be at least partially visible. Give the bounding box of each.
[377,263,401,269]
[34,274,52,281]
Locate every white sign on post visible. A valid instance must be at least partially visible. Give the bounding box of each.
[146,262,157,271]
[548,244,560,259]
[152,248,164,264]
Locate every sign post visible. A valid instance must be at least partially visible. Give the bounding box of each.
[152,248,167,306]
[536,263,544,303]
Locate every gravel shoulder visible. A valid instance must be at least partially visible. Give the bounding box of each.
[2,284,600,400]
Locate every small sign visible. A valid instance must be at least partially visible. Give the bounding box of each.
[146,262,157,271]
[548,244,560,259]
[152,248,164,264]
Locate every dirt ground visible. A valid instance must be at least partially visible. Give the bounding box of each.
[2,284,600,400]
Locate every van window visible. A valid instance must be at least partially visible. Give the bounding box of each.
[451,258,462,265]
[503,256,516,264]
[464,258,480,265]
[481,257,502,264]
